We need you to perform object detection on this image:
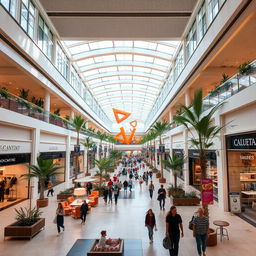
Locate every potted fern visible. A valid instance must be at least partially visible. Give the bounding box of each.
[4,207,45,239]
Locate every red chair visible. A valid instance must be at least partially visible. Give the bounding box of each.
[88,197,98,207]
[67,196,75,204]
[90,191,99,197]
[61,201,72,215]
[71,206,81,219]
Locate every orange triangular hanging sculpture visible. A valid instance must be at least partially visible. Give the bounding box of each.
[113,108,131,123]
[129,120,138,128]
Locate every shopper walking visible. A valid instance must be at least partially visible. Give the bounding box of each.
[80,200,89,224]
[103,187,108,204]
[157,184,166,210]
[108,186,113,204]
[123,180,128,194]
[56,203,65,235]
[145,209,156,243]
[86,182,92,195]
[47,180,54,197]
[166,206,184,256]
[128,179,133,192]
[139,176,144,189]
[148,181,155,199]
[193,208,209,256]
[113,185,119,205]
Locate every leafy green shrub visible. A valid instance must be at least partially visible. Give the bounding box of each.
[167,184,183,191]
[238,62,253,75]
[172,191,198,198]
[15,207,42,226]
[59,188,73,194]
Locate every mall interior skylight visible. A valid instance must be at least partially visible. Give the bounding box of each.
[63,41,180,130]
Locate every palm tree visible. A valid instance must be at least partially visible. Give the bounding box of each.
[72,115,86,180]
[162,154,186,189]
[173,89,224,213]
[109,149,122,165]
[94,157,115,187]
[21,157,63,200]
[83,137,95,176]
[97,131,108,159]
[152,121,170,182]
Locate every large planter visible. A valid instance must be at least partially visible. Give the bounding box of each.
[106,169,115,173]
[159,177,166,183]
[4,218,45,240]
[207,228,217,246]
[57,194,72,201]
[168,189,185,197]
[85,173,91,176]
[37,198,48,208]
[152,168,158,173]
[171,197,200,206]
[156,172,161,178]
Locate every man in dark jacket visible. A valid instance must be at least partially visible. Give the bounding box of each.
[80,200,89,224]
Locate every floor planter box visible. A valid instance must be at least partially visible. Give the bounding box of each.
[156,173,161,178]
[159,178,166,183]
[87,239,124,256]
[106,169,115,173]
[168,189,185,197]
[152,169,158,173]
[4,218,45,240]
[172,197,200,206]
[57,194,72,200]
[37,198,48,208]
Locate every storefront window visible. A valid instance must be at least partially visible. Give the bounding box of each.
[189,150,218,200]
[0,153,30,210]
[40,152,65,185]
[0,0,18,18]
[38,15,53,60]
[227,133,256,223]
[20,0,35,39]
[70,151,84,178]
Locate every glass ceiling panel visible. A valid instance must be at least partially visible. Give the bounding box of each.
[63,40,180,124]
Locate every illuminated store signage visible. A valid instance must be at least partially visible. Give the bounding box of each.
[0,154,30,166]
[227,133,256,150]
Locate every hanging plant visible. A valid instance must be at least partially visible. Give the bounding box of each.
[54,108,61,116]
[0,87,10,99]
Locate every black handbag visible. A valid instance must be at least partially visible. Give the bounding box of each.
[163,235,172,249]
[189,216,195,230]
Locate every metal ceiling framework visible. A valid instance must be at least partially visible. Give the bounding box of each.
[63,40,180,123]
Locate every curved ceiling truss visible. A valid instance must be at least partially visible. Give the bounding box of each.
[63,40,180,124]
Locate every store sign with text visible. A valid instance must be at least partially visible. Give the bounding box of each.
[202,179,214,205]
[0,153,31,166]
[227,133,256,150]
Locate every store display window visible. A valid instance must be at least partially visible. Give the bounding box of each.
[189,150,218,200]
[70,151,84,178]
[0,153,30,210]
[40,152,65,185]
[227,132,256,223]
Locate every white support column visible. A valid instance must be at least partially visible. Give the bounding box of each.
[215,113,229,211]
[65,134,71,187]
[169,110,173,123]
[169,135,174,184]
[30,128,40,205]
[183,130,190,187]
[44,90,50,123]
[70,110,75,120]
[185,90,191,107]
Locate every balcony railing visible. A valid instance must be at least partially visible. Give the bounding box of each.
[0,90,98,139]
[164,61,256,134]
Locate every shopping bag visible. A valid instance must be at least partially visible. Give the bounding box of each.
[53,216,57,224]
[163,235,172,249]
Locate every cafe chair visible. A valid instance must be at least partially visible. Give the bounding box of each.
[61,201,72,215]
[71,206,81,219]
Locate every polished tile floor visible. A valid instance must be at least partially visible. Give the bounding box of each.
[0,169,255,256]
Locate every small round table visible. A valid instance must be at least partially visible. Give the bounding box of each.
[213,220,230,242]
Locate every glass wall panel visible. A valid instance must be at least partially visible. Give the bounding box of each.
[56,43,69,79]
[208,0,219,24]
[20,0,35,39]
[198,3,207,42]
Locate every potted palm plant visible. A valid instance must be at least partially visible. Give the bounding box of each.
[173,89,224,246]
[109,149,122,168]
[21,157,63,208]
[4,207,45,239]
[162,153,186,192]
[94,157,115,189]
[83,137,95,176]
[152,121,170,183]
[72,115,86,181]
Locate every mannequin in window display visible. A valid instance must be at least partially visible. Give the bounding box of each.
[0,178,5,202]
